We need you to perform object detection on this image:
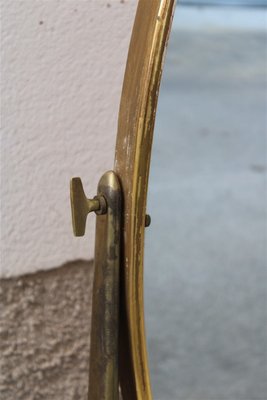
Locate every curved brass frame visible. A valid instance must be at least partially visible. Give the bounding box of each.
[114,1,176,399]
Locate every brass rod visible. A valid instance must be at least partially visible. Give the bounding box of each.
[88,171,121,400]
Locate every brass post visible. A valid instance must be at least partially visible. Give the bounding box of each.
[70,171,121,400]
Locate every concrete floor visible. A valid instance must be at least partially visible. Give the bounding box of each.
[144,8,266,400]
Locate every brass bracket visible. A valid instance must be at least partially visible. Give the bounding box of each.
[70,171,121,400]
[70,171,151,399]
[71,176,151,235]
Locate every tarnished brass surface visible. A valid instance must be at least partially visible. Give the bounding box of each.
[114,1,176,399]
[88,171,121,400]
[70,172,121,399]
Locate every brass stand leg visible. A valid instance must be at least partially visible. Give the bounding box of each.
[88,171,121,400]
[70,171,121,400]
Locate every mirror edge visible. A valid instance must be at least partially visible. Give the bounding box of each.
[114,1,176,398]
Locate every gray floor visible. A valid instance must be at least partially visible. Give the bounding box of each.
[144,9,266,400]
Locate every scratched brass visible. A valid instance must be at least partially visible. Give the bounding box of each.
[88,171,121,400]
[114,1,176,399]
[70,172,121,400]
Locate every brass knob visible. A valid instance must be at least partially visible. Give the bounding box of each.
[145,214,151,227]
[70,177,107,236]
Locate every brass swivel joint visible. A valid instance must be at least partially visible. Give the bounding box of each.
[70,177,107,237]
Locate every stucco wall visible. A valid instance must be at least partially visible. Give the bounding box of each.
[1,0,137,278]
[0,260,94,400]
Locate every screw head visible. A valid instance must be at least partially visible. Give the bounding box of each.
[145,214,151,228]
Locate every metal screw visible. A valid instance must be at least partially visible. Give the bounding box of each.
[145,214,151,227]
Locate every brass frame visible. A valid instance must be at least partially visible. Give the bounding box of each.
[70,1,175,398]
[114,1,176,399]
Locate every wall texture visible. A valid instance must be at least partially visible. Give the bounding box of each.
[1,2,137,398]
[0,260,94,400]
[1,0,137,278]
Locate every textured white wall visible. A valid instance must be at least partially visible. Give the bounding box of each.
[1,0,137,278]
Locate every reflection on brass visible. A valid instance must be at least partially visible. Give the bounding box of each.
[70,177,107,236]
[114,1,176,399]
[70,172,121,400]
